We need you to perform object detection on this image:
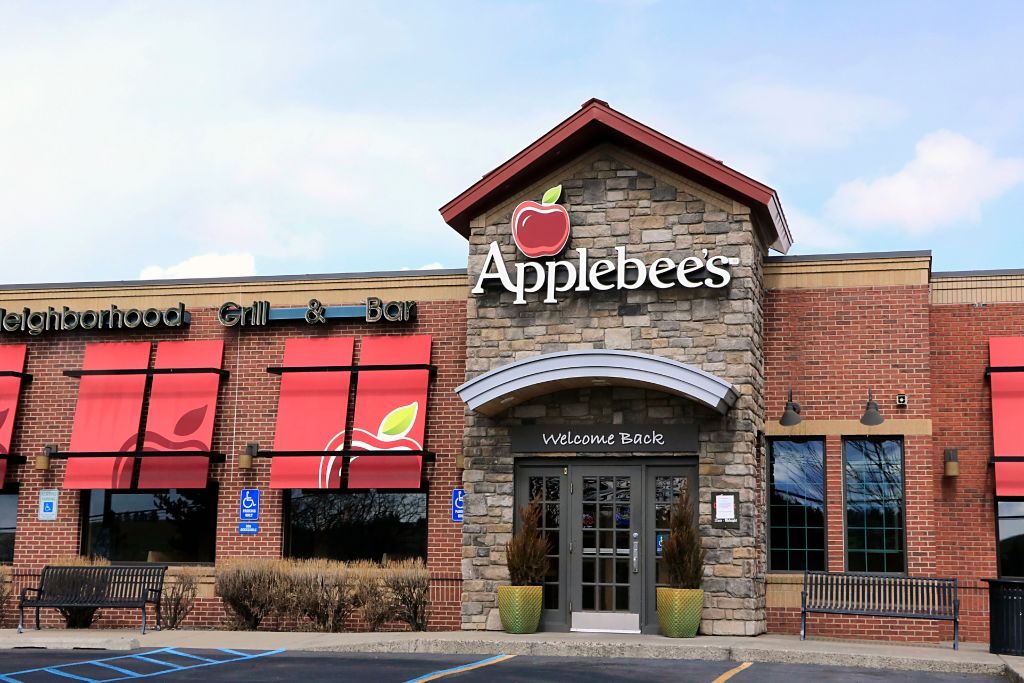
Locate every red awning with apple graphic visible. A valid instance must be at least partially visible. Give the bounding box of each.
[348,335,431,490]
[63,340,226,489]
[63,342,151,489]
[0,344,29,484]
[135,340,225,489]
[990,337,1024,496]
[269,337,355,489]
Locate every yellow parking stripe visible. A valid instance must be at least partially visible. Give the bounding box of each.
[406,654,516,682]
[711,661,753,683]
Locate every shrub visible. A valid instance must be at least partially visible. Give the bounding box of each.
[661,485,705,589]
[50,556,110,628]
[215,559,287,630]
[162,567,202,630]
[350,561,394,631]
[381,559,430,631]
[286,559,355,633]
[506,501,548,586]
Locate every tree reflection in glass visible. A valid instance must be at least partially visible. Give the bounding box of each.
[769,440,825,571]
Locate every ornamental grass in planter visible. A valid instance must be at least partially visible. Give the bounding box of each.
[657,485,706,638]
[498,500,548,634]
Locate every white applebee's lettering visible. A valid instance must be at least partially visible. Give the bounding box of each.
[471,242,738,304]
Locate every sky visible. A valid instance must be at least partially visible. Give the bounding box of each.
[1,1,1023,284]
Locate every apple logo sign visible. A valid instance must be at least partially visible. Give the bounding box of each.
[511,185,570,259]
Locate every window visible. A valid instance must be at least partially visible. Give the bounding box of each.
[0,492,16,563]
[82,489,216,563]
[998,501,1024,577]
[844,438,904,573]
[285,490,427,562]
[768,439,826,571]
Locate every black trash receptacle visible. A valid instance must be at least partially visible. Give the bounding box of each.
[985,579,1024,655]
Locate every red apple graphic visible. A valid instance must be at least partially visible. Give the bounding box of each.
[512,184,570,258]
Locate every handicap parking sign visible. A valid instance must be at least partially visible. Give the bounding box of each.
[451,489,465,522]
[240,489,260,521]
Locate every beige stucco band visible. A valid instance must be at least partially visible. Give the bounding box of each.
[765,418,933,437]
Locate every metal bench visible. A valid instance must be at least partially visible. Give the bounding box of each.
[19,565,167,634]
[801,571,960,649]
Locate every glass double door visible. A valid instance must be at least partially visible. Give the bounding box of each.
[515,459,696,633]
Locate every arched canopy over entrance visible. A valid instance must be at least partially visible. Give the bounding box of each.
[456,349,739,417]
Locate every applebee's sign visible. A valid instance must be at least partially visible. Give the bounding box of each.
[472,184,739,304]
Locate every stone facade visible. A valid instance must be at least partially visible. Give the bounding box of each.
[460,146,769,634]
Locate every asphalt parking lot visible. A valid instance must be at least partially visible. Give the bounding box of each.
[0,649,1005,682]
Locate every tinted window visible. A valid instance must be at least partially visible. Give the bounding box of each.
[768,440,826,571]
[285,490,427,562]
[998,501,1024,578]
[844,438,904,573]
[83,490,216,563]
[0,493,16,563]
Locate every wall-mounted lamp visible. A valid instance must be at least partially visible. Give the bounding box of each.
[779,389,802,426]
[860,389,885,426]
[36,444,56,471]
[239,443,257,471]
[944,448,960,477]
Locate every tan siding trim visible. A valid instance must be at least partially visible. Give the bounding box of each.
[765,419,932,437]
[931,274,1024,305]
[766,573,804,609]
[765,257,931,289]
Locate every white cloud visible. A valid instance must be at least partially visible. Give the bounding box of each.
[139,252,256,280]
[784,207,857,253]
[717,81,903,150]
[827,131,1024,233]
[400,262,446,271]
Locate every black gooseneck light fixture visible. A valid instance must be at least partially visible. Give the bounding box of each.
[779,389,802,426]
[859,389,885,426]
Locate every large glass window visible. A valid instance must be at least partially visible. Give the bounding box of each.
[768,439,826,571]
[0,492,17,563]
[82,489,216,563]
[998,501,1024,578]
[285,490,427,562]
[844,438,905,573]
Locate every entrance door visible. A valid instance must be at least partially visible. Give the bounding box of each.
[571,465,642,632]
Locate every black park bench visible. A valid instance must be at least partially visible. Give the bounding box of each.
[19,565,168,634]
[801,571,960,649]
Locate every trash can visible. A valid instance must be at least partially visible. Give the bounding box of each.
[984,579,1024,655]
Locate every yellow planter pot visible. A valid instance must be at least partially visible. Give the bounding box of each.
[657,587,704,638]
[497,585,543,634]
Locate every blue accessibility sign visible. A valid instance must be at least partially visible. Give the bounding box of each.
[656,532,666,556]
[238,522,259,535]
[240,489,260,521]
[451,489,465,522]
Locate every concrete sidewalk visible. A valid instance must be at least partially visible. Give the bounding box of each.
[0,629,1021,679]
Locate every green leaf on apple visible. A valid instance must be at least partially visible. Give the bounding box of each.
[541,185,562,205]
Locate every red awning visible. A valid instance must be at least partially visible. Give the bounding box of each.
[135,340,225,489]
[269,338,355,489]
[0,344,28,484]
[348,335,431,490]
[63,342,150,489]
[996,461,1024,497]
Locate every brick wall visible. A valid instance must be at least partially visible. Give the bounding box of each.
[0,298,466,630]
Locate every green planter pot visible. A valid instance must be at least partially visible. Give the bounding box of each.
[497,585,543,634]
[657,587,704,638]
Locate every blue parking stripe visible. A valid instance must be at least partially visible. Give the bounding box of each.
[125,655,181,670]
[90,660,144,677]
[39,669,97,682]
[161,649,215,663]
[403,654,515,683]
[217,648,251,658]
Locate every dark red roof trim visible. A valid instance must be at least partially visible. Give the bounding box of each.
[440,98,792,253]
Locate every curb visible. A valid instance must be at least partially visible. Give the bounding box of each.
[0,636,139,651]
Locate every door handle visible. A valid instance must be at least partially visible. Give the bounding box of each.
[632,531,640,574]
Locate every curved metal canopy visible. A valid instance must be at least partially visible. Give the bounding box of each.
[456,349,739,417]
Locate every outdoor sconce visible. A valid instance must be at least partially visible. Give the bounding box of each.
[860,389,885,426]
[239,443,257,471]
[36,444,56,471]
[779,389,802,426]
[944,448,960,478]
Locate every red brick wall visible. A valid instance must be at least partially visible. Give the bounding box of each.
[0,298,467,630]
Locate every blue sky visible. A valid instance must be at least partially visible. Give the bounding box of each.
[1,1,1023,283]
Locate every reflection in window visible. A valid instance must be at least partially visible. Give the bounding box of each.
[998,501,1024,578]
[285,491,426,562]
[844,438,904,574]
[654,475,687,586]
[0,492,16,563]
[83,490,216,563]
[528,475,561,610]
[769,440,825,571]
